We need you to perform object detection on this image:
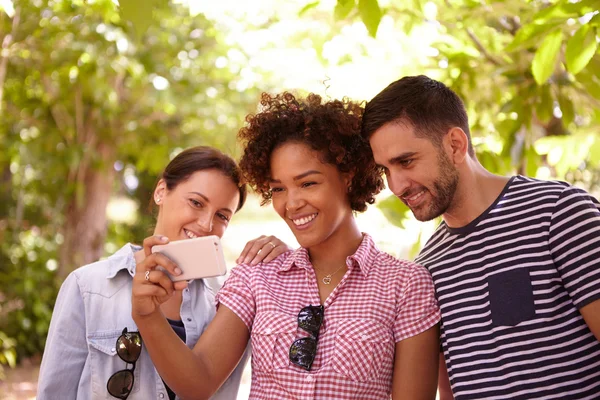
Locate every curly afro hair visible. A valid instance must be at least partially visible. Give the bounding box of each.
[238,92,384,212]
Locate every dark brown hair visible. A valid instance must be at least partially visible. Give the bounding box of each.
[362,75,475,157]
[158,146,246,211]
[238,92,384,212]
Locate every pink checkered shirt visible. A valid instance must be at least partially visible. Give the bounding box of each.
[216,234,440,400]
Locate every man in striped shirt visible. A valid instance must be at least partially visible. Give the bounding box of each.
[362,75,600,399]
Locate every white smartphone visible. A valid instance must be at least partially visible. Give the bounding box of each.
[151,235,227,281]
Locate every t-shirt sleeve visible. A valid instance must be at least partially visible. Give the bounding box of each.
[394,263,441,342]
[549,185,600,309]
[215,264,256,330]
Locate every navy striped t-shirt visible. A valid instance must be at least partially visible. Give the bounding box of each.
[415,175,600,399]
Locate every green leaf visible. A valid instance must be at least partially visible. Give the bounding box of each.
[376,194,411,229]
[525,146,540,177]
[119,0,167,39]
[299,1,320,17]
[578,70,600,100]
[566,25,598,75]
[532,1,578,24]
[585,54,600,76]
[563,0,600,15]
[4,349,16,368]
[506,22,562,52]
[358,0,382,37]
[411,0,424,15]
[531,29,564,85]
[334,0,356,20]
[535,85,554,123]
[557,92,575,126]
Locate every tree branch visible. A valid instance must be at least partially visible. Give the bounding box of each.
[466,28,503,66]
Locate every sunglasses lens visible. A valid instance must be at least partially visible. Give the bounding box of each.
[107,370,134,399]
[298,306,323,333]
[116,332,142,363]
[289,337,317,371]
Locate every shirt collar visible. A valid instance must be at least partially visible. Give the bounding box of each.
[277,233,378,277]
[106,243,141,279]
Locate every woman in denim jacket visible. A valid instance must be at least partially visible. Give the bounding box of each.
[37,146,291,400]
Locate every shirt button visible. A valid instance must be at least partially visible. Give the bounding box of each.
[159,393,165,399]
[111,348,116,353]
[265,328,272,334]
[187,318,192,322]
[306,375,314,382]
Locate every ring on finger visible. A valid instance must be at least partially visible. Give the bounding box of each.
[145,270,151,281]
[268,241,276,248]
[257,249,262,255]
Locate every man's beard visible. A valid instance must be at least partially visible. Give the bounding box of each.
[413,151,459,222]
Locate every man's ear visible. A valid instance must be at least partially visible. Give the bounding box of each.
[445,127,469,164]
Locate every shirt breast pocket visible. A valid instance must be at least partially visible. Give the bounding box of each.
[332,319,394,383]
[251,312,297,372]
[88,329,141,399]
[487,268,536,327]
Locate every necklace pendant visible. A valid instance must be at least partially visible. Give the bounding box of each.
[322,275,332,285]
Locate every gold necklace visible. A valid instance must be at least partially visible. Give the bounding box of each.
[315,264,346,285]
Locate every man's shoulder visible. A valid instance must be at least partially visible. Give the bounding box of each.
[509,175,571,193]
[511,175,599,207]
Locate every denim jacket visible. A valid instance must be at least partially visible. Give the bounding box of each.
[38,243,248,400]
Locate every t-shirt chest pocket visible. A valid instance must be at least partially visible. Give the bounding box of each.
[487,268,536,326]
[88,329,141,398]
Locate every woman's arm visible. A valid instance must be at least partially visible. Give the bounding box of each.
[132,235,250,399]
[437,352,454,400]
[135,304,249,399]
[37,273,88,399]
[392,323,440,400]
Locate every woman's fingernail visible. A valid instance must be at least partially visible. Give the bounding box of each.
[174,267,182,275]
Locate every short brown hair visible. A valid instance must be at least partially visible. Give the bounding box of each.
[362,75,474,157]
[238,92,384,212]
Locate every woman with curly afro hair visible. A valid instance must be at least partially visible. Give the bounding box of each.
[133,93,441,400]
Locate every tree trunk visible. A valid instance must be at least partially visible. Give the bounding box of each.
[58,142,116,278]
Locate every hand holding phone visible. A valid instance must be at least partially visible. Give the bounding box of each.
[151,235,227,281]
